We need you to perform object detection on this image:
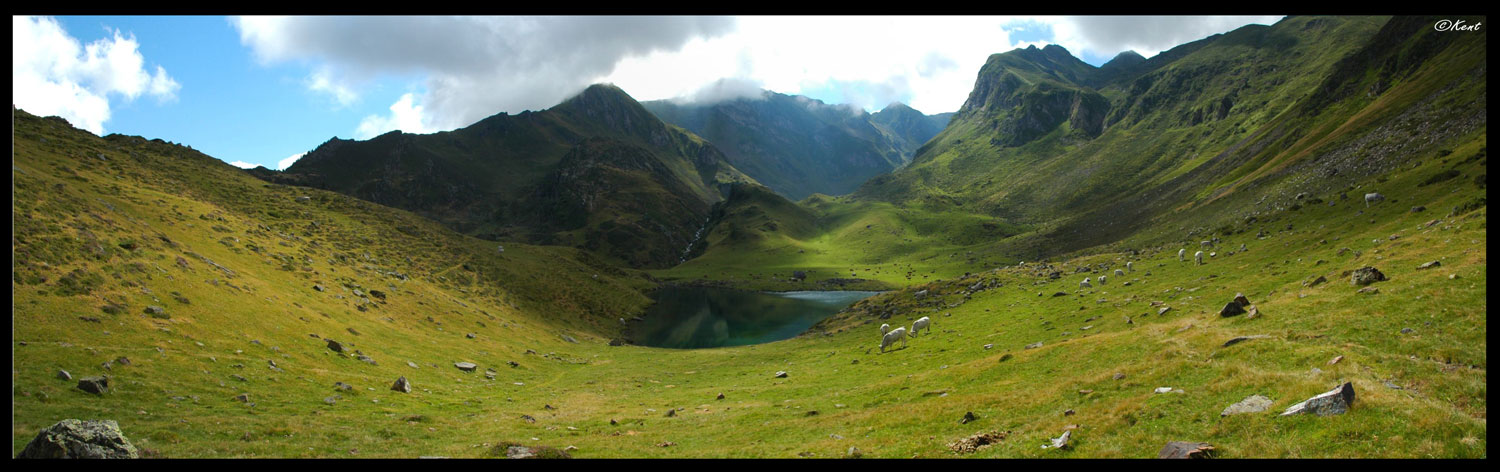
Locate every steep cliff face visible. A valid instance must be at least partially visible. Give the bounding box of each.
[851,15,1483,257]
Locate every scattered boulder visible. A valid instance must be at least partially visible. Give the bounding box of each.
[1044,430,1071,450]
[325,339,345,353]
[774,371,788,378]
[960,412,978,424]
[1416,261,1441,270]
[295,196,311,203]
[15,419,139,458]
[1350,267,1387,286]
[1158,441,1215,459]
[948,430,1008,454]
[716,393,725,400]
[1222,335,1272,347]
[1218,302,1247,318]
[1357,286,1379,295]
[1221,394,1272,416]
[505,446,536,459]
[1305,275,1328,287]
[561,335,578,344]
[1280,382,1355,416]
[1157,307,1172,316]
[608,338,625,347]
[1233,293,1250,307]
[665,409,676,417]
[1025,342,1043,350]
[391,376,411,393]
[57,369,71,381]
[454,362,478,372]
[76,376,108,394]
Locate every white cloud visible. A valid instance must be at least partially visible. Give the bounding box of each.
[1045,16,1286,62]
[12,16,180,135]
[354,93,432,139]
[675,77,767,105]
[605,16,1285,115]
[227,160,259,169]
[306,68,358,107]
[277,152,306,170]
[606,16,1030,115]
[231,16,736,133]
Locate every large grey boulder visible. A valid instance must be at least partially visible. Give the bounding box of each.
[1221,395,1272,416]
[1158,441,1215,459]
[1281,382,1356,417]
[391,376,411,393]
[76,376,108,395]
[16,419,139,458]
[455,362,478,372]
[1350,267,1387,286]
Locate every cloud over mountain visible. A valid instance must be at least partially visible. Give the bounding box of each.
[232,16,736,136]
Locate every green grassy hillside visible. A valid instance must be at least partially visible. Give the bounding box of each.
[12,105,1484,458]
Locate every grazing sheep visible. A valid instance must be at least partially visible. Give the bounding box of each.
[1179,249,1187,261]
[1195,251,1204,265]
[912,316,931,336]
[1365,192,1385,207]
[1099,275,1107,285]
[880,323,891,335]
[1126,261,1134,272]
[881,327,909,352]
[1081,277,1093,289]
[1115,269,1125,277]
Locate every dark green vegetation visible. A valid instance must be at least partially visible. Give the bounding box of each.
[254,84,756,269]
[12,15,1486,458]
[644,92,950,200]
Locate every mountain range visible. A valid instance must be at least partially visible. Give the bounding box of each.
[10,14,1487,458]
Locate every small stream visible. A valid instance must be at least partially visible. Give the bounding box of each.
[632,287,880,349]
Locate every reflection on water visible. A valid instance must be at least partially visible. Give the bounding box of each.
[635,287,880,349]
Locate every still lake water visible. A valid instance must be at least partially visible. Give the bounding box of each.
[635,287,880,349]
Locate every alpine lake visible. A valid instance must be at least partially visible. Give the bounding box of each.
[633,287,881,349]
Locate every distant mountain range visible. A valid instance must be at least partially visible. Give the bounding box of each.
[643,92,950,201]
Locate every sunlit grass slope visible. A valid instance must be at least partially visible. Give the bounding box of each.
[10,80,1486,459]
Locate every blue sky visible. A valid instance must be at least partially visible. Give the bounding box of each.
[13,15,1283,170]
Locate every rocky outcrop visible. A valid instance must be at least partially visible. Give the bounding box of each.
[16,419,139,458]
[1281,382,1356,416]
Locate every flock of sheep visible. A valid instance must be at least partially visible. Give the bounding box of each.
[879,316,931,352]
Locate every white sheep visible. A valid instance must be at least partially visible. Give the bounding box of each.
[1126,261,1134,272]
[1195,250,1204,265]
[911,316,931,336]
[880,323,891,335]
[1365,192,1385,207]
[1081,277,1092,289]
[880,327,908,352]
[1099,275,1107,285]
[1179,248,1186,261]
